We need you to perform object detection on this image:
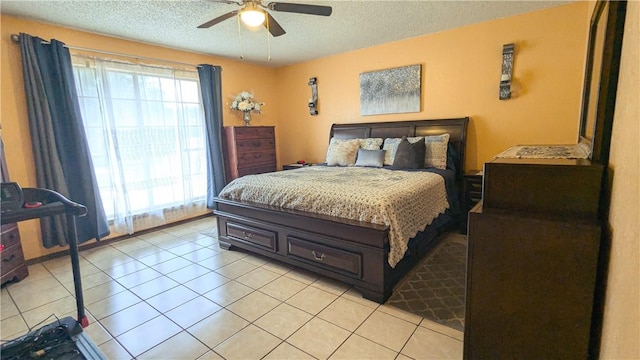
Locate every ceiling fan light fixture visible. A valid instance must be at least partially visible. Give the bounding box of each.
[240,7,266,27]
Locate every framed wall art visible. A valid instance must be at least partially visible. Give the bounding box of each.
[359,64,421,116]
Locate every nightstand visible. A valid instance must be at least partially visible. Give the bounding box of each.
[282,164,310,170]
[462,170,483,233]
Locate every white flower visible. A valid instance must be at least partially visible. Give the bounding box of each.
[238,101,250,111]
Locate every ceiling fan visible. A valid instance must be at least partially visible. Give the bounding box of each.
[197,0,332,37]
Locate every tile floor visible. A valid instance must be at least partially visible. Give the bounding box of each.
[1,217,463,359]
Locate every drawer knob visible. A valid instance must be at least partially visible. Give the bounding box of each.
[2,254,16,262]
[312,251,326,261]
[242,231,253,239]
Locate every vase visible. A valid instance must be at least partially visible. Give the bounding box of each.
[243,111,251,126]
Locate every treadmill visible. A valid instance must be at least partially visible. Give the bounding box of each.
[1,183,106,360]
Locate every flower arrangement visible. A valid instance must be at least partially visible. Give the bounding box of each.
[230,91,264,126]
[230,91,264,114]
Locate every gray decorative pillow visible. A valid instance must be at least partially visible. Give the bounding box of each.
[392,137,426,169]
[382,136,423,165]
[358,138,384,150]
[424,134,450,169]
[355,149,385,167]
[325,138,360,166]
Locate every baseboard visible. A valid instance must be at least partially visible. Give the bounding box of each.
[24,213,214,266]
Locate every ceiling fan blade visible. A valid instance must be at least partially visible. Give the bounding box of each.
[264,12,286,37]
[267,2,332,16]
[197,10,239,28]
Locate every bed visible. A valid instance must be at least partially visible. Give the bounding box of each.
[214,117,469,303]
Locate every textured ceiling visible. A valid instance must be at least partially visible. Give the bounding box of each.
[1,0,570,67]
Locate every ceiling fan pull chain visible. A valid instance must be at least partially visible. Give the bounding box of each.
[237,14,244,60]
[266,15,272,62]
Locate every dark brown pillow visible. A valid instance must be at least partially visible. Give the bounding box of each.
[392,137,426,169]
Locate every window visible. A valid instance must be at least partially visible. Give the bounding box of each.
[72,56,207,234]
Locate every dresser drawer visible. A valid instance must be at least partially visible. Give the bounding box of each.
[466,179,482,192]
[233,127,275,140]
[1,243,26,273]
[238,164,277,177]
[467,191,483,203]
[1,224,21,248]
[236,138,276,152]
[227,222,277,252]
[236,150,276,167]
[287,237,362,278]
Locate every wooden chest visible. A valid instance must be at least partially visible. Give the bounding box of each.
[1,223,29,285]
[223,126,276,183]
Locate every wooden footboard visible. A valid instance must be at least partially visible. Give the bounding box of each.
[214,198,394,302]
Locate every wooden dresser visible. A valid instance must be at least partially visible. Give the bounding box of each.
[223,126,276,183]
[1,224,29,285]
[1,137,29,285]
[464,157,604,359]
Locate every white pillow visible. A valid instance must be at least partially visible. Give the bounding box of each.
[382,137,423,165]
[325,138,360,166]
[355,149,385,167]
[424,134,450,169]
[358,138,384,150]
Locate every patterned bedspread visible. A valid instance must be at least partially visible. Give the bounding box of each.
[218,166,449,267]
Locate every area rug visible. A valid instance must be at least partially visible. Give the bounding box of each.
[386,233,467,331]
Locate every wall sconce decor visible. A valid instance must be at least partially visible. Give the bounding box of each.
[499,43,515,100]
[308,77,318,115]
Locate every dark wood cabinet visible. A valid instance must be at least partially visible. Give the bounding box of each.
[1,137,29,285]
[1,224,29,285]
[465,205,600,359]
[462,170,483,233]
[223,126,276,183]
[464,157,604,359]
[483,158,603,220]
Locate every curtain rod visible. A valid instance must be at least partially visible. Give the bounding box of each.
[10,33,202,69]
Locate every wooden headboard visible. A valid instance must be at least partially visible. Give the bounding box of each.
[330,117,470,178]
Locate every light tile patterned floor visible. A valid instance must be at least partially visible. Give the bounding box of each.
[0,217,463,359]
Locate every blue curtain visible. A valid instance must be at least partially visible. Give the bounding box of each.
[19,33,109,247]
[198,65,227,209]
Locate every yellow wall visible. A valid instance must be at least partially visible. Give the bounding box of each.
[275,2,590,171]
[0,15,280,260]
[600,0,640,358]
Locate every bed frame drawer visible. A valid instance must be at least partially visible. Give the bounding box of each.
[287,236,362,278]
[226,222,277,252]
